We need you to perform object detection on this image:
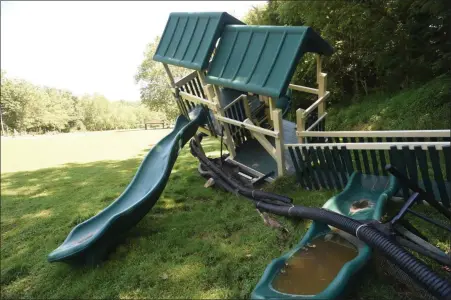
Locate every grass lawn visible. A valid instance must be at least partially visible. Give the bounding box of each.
[1,129,449,299]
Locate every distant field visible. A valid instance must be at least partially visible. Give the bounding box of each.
[1,129,172,173]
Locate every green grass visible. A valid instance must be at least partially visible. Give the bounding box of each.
[326,74,451,130]
[1,128,449,297]
[0,132,328,299]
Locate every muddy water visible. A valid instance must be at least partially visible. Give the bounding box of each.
[272,234,358,295]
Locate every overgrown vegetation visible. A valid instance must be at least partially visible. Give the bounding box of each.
[326,74,451,130]
[244,0,451,104]
[0,71,164,134]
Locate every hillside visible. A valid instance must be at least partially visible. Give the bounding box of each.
[326,74,451,131]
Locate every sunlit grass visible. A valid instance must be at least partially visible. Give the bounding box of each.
[1,129,449,299]
[0,129,171,173]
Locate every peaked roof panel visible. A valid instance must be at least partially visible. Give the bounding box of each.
[205,25,334,98]
[153,12,244,70]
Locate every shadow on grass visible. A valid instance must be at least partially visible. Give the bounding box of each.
[0,138,311,299]
[2,136,448,299]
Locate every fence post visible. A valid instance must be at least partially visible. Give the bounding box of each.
[272,107,286,176]
[296,108,306,143]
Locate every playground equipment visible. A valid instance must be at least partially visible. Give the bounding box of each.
[48,107,207,264]
[189,134,451,299]
[251,172,399,299]
[152,12,450,298]
[153,12,334,180]
[154,12,450,209]
[48,10,451,299]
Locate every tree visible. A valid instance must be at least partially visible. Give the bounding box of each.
[135,36,190,122]
[242,0,451,104]
[0,71,157,134]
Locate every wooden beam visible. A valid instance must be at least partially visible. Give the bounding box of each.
[215,115,279,138]
[318,73,327,116]
[243,119,277,160]
[242,95,252,120]
[296,108,306,143]
[196,71,207,86]
[225,157,274,182]
[297,129,451,138]
[273,108,286,176]
[305,112,328,132]
[162,63,176,88]
[212,85,237,158]
[284,141,449,150]
[288,84,319,95]
[174,70,197,88]
[303,91,330,117]
[179,91,216,110]
[223,94,246,111]
[316,54,322,84]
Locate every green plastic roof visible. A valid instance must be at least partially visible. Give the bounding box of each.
[153,12,244,70]
[205,25,334,98]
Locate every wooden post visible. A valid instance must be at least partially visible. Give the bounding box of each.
[163,63,187,120]
[316,54,322,85]
[296,108,306,143]
[242,95,252,120]
[212,85,237,158]
[272,108,286,176]
[196,71,207,86]
[162,63,176,87]
[242,95,255,138]
[197,79,237,158]
[316,55,327,117]
[262,95,275,128]
[318,73,327,116]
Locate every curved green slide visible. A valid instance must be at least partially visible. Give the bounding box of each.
[48,107,206,265]
[251,172,399,299]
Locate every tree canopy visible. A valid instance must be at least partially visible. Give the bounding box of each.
[243,0,451,103]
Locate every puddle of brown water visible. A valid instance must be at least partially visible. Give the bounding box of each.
[272,234,358,295]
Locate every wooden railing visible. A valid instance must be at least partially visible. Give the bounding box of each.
[222,95,252,147]
[173,72,217,137]
[291,60,329,143]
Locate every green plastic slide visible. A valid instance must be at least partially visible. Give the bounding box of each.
[252,172,399,299]
[48,108,206,265]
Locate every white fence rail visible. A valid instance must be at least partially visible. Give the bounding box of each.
[297,130,450,138]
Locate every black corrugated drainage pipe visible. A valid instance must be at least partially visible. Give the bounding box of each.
[189,134,451,299]
[189,136,293,205]
[256,202,451,300]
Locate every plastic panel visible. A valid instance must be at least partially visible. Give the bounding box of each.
[206,25,334,98]
[153,12,244,70]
